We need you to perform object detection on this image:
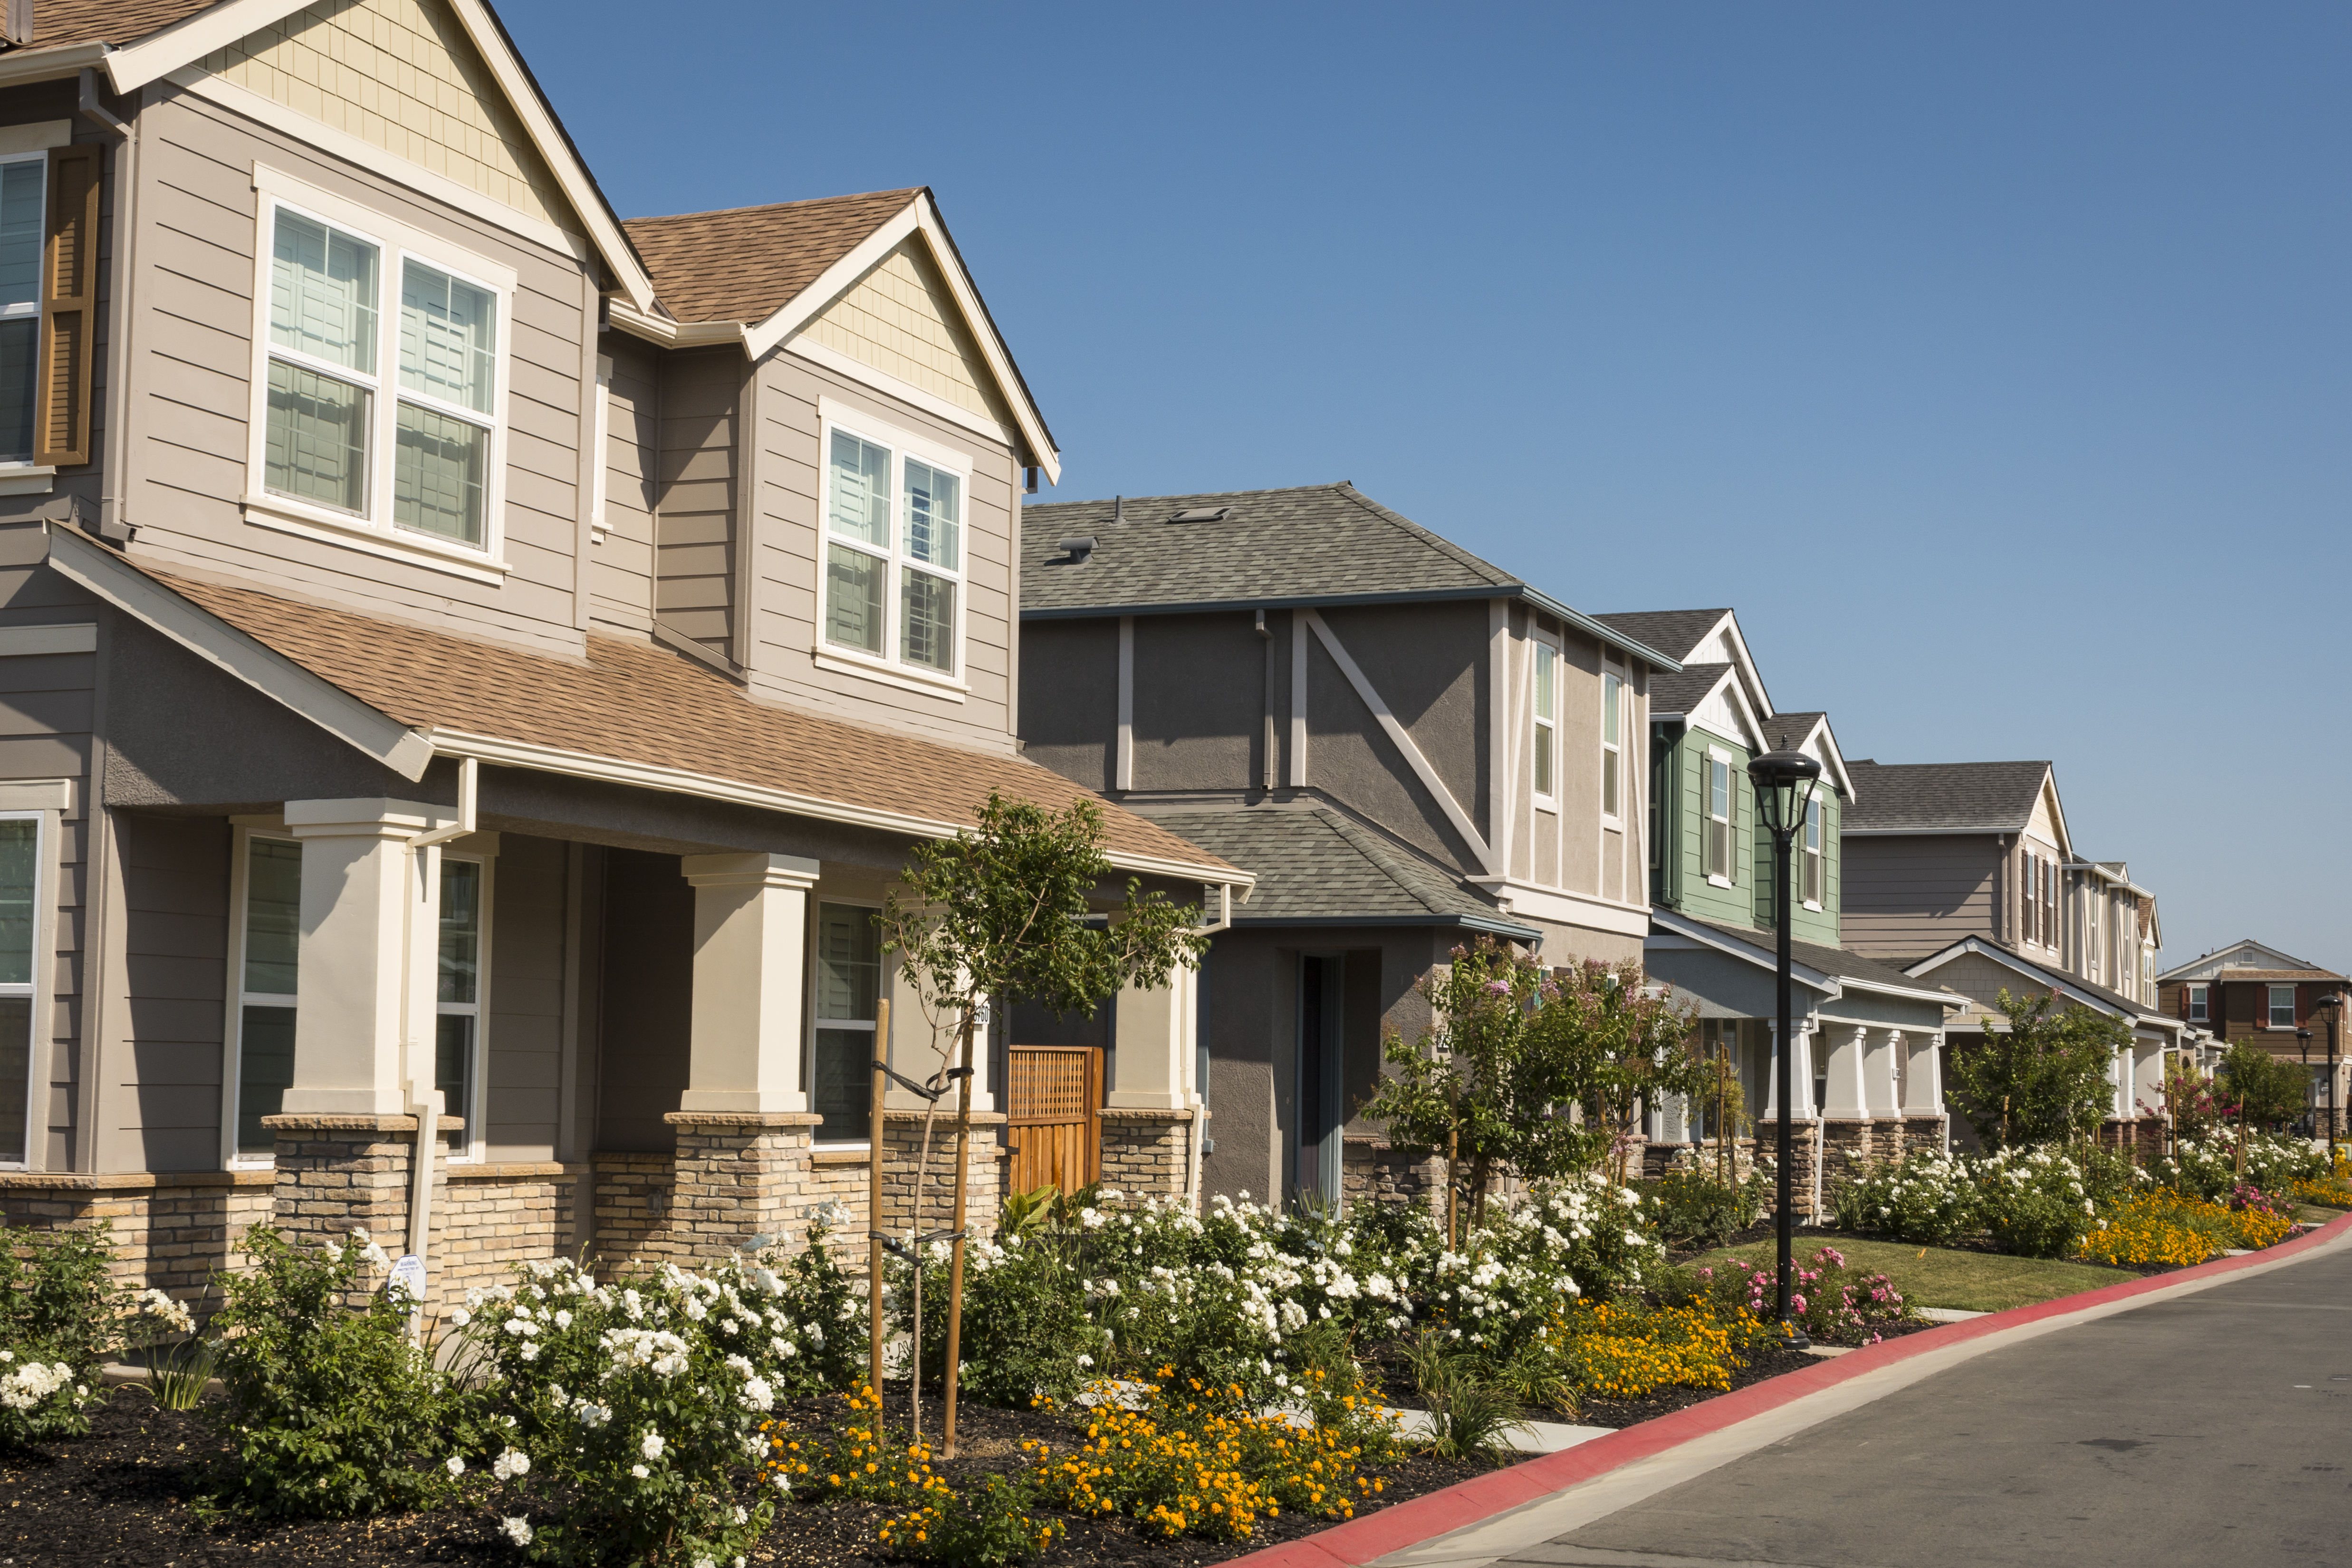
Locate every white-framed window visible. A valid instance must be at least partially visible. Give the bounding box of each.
[2086,895,2102,980]
[1801,793,1822,908]
[819,404,970,690]
[0,150,46,469]
[1599,666,1622,821]
[243,168,515,583]
[434,852,490,1159]
[0,812,41,1167]
[811,901,882,1143]
[1531,639,1557,806]
[2268,984,2295,1029]
[2187,983,2208,1022]
[1704,750,1733,885]
[227,830,301,1164]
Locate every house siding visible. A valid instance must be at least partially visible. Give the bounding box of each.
[1015,617,1118,793]
[652,346,741,660]
[803,242,1013,427]
[588,335,659,635]
[1840,834,2002,964]
[485,832,566,1162]
[1130,611,1263,792]
[104,815,230,1174]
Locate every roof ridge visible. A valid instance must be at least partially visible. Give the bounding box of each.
[622,188,922,227]
[1328,485,1521,591]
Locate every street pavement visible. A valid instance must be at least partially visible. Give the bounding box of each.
[1441,1238,2352,1568]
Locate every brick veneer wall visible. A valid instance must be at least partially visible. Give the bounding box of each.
[1341,1136,1443,1220]
[0,1171,277,1307]
[1098,1109,1193,1201]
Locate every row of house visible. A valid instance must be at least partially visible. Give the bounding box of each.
[0,2,2328,1308]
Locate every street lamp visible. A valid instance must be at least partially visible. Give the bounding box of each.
[2299,1028,2314,1139]
[2316,993,2344,1162]
[1748,747,1823,1349]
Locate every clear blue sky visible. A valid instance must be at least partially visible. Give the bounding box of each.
[507,1,2351,973]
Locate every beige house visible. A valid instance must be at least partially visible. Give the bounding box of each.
[0,0,1243,1308]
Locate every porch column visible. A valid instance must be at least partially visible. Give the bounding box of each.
[1818,1024,1875,1182]
[1762,1020,1816,1120]
[1102,967,1199,1200]
[1757,1021,1821,1219]
[678,853,821,1114]
[1903,1029,1949,1152]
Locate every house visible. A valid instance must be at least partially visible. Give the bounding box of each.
[0,0,1245,1309]
[1840,760,2189,1153]
[1593,609,1958,1213]
[1015,482,1680,1209]
[2156,940,2349,1129]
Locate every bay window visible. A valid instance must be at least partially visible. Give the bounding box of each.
[1531,641,1556,803]
[821,410,968,684]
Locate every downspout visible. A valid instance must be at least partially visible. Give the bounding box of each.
[77,69,135,537]
[1256,609,1274,793]
[399,758,478,1300]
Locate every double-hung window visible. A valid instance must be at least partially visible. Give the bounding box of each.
[1801,794,1823,907]
[0,151,45,468]
[811,903,882,1142]
[0,140,100,479]
[0,814,39,1166]
[821,409,968,684]
[435,855,487,1156]
[248,175,511,577]
[230,833,302,1162]
[1704,752,1733,883]
[1599,668,1622,819]
[1531,641,1557,804]
[2268,984,2296,1029]
[2187,984,2208,1022]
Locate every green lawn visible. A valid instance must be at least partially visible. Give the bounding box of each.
[1690,1235,2139,1314]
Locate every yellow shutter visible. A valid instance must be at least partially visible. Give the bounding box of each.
[35,143,102,467]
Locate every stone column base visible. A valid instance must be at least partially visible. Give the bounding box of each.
[1752,1119,1823,1220]
[664,1111,822,1261]
[876,1110,1008,1250]
[0,1171,278,1308]
[1817,1117,1877,1189]
[1341,1135,1444,1221]
[1901,1114,1949,1157]
[1098,1108,1196,1202]
[265,1112,455,1308]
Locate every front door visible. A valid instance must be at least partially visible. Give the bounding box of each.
[1294,955,1344,1205]
[1007,1044,1102,1194]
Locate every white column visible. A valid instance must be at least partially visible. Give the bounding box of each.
[1764,1021,1816,1119]
[1821,1024,1870,1119]
[2131,1041,2164,1119]
[1657,1092,1692,1144]
[281,798,453,1116]
[1862,1028,1899,1120]
[678,853,821,1115]
[1109,966,1197,1111]
[2111,1043,2135,1120]
[1903,1031,1946,1116]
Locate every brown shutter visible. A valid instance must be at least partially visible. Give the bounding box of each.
[34,143,102,468]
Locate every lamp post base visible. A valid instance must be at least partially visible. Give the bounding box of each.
[1781,1323,1812,1350]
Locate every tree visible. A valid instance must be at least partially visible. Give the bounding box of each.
[875,790,1208,1454]
[1363,939,1700,1233]
[2219,1042,2308,1131]
[1947,988,2128,1151]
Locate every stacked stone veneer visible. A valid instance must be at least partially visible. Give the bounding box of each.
[1752,1119,1824,1220]
[1342,1136,1444,1220]
[1099,1109,1193,1201]
[0,1171,277,1306]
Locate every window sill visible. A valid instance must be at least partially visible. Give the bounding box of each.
[0,464,55,497]
[1601,813,1623,832]
[1707,874,1733,889]
[242,493,512,586]
[1533,796,1558,815]
[813,647,969,702]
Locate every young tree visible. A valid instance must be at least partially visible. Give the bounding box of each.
[2219,1042,2308,1131]
[1948,988,2128,1151]
[876,790,1208,1454]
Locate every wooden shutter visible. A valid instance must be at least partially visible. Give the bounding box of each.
[34,143,102,467]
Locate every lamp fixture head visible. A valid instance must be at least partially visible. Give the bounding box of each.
[1747,749,1823,837]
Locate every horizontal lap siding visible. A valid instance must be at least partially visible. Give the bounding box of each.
[487,833,565,1162]
[125,92,590,658]
[1839,835,1999,963]
[107,815,229,1173]
[653,348,738,658]
[588,336,657,635]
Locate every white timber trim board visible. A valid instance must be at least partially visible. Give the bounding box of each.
[787,338,1016,449]
[1115,616,1134,790]
[0,43,107,88]
[1487,598,1510,869]
[102,0,324,92]
[1304,609,1496,874]
[42,528,434,781]
[809,650,969,702]
[0,779,72,813]
[605,299,743,349]
[0,466,56,497]
[1648,908,1841,992]
[0,122,70,156]
[0,624,96,656]
[1287,613,1308,788]
[1467,876,1651,940]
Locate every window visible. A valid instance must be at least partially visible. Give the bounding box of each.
[2187,983,2208,1022]
[0,153,44,465]
[1801,793,1822,907]
[2086,895,2101,980]
[434,856,486,1155]
[2268,984,2295,1029]
[0,142,98,474]
[821,414,968,683]
[248,183,511,574]
[230,834,301,1160]
[1599,669,1622,818]
[1531,641,1556,803]
[0,816,37,1165]
[1704,753,1733,883]
[812,903,882,1142]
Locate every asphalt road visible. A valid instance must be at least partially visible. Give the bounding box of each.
[1507,1241,2352,1568]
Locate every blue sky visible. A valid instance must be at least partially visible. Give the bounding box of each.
[508,1,2351,972]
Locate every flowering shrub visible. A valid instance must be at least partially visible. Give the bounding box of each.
[1667,1247,1912,1346]
[2078,1186,2296,1267]
[2156,1132,2325,1203]
[464,1239,859,1566]
[1542,1299,1759,1400]
[877,1468,1064,1565]
[1830,1152,1978,1244]
[1648,1168,1764,1250]
[0,1221,116,1448]
[1974,1146,2120,1259]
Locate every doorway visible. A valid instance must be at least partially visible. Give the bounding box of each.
[1295,954,1345,1205]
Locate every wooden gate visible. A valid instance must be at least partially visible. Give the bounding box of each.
[1007,1046,1101,1195]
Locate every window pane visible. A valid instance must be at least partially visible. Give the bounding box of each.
[0,160,43,310]
[236,1004,297,1154]
[825,542,884,653]
[1534,644,1555,720]
[0,994,24,1163]
[1601,749,1617,816]
[901,568,955,673]
[265,360,370,513]
[1603,673,1620,746]
[815,904,879,1021]
[903,459,960,570]
[438,858,480,1006]
[0,317,31,464]
[270,211,378,374]
[1707,816,1728,878]
[1709,759,1729,821]
[243,838,302,996]
[1532,726,1552,797]
[394,401,486,544]
[1804,798,1820,853]
[0,819,32,987]
[435,1012,475,1150]
[399,262,496,414]
[827,430,891,547]
[813,1028,871,1142]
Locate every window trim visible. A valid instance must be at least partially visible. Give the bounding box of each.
[2267,983,2296,1029]
[241,167,518,586]
[223,825,299,1171]
[807,896,885,1147]
[0,148,48,477]
[0,808,48,1172]
[815,399,973,696]
[1598,664,1622,826]
[1703,746,1734,888]
[434,848,494,1165]
[1800,792,1823,910]
[2187,983,2208,1022]
[1530,635,1559,811]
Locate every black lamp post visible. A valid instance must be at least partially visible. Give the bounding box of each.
[1748,747,1823,1348]
[2299,1027,2314,1139]
[2317,993,2343,1161]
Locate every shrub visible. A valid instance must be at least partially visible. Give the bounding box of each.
[1829,1153,1976,1244]
[1544,1298,1761,1399]
[2218,1044,2310,1130]
[1404,1333,1520,1463]
[0,1221,118,1448]
[206,1226,461,1518]
[1975,1146,2102,1259]
[2078,1186,2296,1267]
[876,1468,1064,1565]
[1669,1247,1911,1345]
[1948,989,2131,1151]
[2157,1132,2324,1202]
[1649,1169,1762,1250]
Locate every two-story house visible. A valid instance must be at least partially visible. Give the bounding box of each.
[1015,483,1678,1209]
[1841,759,2188,1153]
[1595,609,1957,1213]
[2156,940,2348,1129]
[0,0,1244,1309]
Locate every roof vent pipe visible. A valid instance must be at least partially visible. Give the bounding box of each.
[1057,536,1097,564]
[1113,495,1124,525]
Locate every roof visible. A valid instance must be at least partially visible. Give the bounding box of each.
[1134,808,1534,938]
[54,534,1239,883]
[13,0,214,48]
[622,189,921,326]
[2157,938,2332,984]
[2205,969,2348,984]
[1676,914,1957,1000]
[1591,609,1731,664]
[1903,935,2173,1025]
[1647,663,1733,716]
[1760,712,1825,751]
[1842,759,2050,834]
[1019,483,1678,668]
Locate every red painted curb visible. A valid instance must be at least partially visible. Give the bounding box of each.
[1225,1211,2352,1568]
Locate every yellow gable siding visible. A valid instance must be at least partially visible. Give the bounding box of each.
[202,0,573,230]
[804,242,1011,425]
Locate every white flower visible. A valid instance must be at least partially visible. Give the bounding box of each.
[641,1430,666,1461]
[554,1309,572,1329]
[446,1456,466,1476]
[500,1517,534,1547]
[519,1342,540,1362]
[693,1558,716,1568]
[492,1447,531,1481]
[733,1505,749,1525]
[451,1308,471,1328]
[632,1463,650,1480]
[1075,1354,1093,1368]
[684,1297,708,1321]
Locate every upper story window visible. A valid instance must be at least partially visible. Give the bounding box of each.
[2086,895,2102,980]
[2268,984,2295,1028]
[1530,640,1556,805]
[1704,751,1733,884]
[0,153,45,465]
[821,410,969,686]
[0,142,98,477]
[244,172,515,583]
[2187,982,2208,1021]
[1801,793,1822,907]
[1599,668,1622,820]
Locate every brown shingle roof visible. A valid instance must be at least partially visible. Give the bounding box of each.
[19,0,217,50]
[622,189,920,326]
[146,568,1236,878]
[2214,969,2347,984]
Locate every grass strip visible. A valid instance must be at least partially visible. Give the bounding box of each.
[1691,1236,2138,1314]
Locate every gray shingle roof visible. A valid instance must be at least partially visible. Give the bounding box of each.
[1842,760,2050,834]
[1137,807,1536,936]
[1760,712,1825,752]
[1592,609,1731,664]
[1648,663,1733,716]
[1680,915,1956,999]
[1906,936,2171,1021]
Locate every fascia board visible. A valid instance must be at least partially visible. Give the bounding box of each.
[1840,825,2021,837]
[2040,767,2073,858]
[1233,914,1543,940]
[1649,909,1839,993]
[1810,715,1857,801]
[43,529,433,781]
[606,298,744,349]
[1714,611,1776,720]
[102,0,322,91]
[0,42,109,87]
[1834,973,1967,1008]
[1903,936,2136,1021]
[1518,586,1681,672]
